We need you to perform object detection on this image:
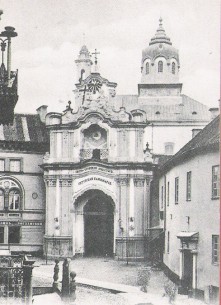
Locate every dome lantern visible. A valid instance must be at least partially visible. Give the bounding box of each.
[140,18,180,86]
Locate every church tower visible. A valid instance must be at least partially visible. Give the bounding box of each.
[138,18,182,103]
[75,45,93,83]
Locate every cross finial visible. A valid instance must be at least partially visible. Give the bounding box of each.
[92,48,100,66]
[159,17,163,26]
[66,100,72,111]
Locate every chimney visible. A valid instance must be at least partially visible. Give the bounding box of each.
[192,129,201,138]
[36,105,48,123]
[164,142,174,155]
[209,108,219,120]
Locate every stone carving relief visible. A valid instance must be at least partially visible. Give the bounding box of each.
[59,179,72,187]
[134,179,145,187]
[115,177,130,186]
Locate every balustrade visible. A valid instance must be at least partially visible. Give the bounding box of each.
[80,148,108,161]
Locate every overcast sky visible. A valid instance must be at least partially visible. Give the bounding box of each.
[1,0,220,114]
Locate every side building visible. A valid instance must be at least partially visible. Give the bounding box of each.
[158,115,219,303]
[0,113,48,254]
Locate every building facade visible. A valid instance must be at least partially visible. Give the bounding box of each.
[0,114,48,254]
[158,116,219,303]
[42,67,154,259]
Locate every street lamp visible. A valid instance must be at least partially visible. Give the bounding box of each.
[0,10,18,124]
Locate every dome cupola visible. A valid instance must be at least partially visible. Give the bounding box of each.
[141,18,180,85]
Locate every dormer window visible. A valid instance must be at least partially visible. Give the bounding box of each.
[158,61,163,73]
[155,111,160,115]
[146,62,149,74]
[172,62,175,74]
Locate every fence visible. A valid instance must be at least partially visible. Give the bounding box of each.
[0,255,34,304]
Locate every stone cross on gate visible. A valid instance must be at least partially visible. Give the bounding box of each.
[79,85,88,105]
[92,48,100,66]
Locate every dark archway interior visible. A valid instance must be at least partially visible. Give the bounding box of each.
[82,190,114,257]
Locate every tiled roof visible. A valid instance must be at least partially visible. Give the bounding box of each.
[0,114,49,153]
[112,94,210,122]
[159,115,219,173]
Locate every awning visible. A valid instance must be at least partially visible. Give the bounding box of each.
[177,231,199,240]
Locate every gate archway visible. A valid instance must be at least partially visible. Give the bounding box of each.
[74,189,115,257]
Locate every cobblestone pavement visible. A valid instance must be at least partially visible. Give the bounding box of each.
[32,257,206,305]
[33,256,166,294]
[32,257,166,305]
[33,288,129,305]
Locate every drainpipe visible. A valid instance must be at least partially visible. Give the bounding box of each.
[163,174,167,232]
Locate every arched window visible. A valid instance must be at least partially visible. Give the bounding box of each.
[146,62,149,74]
[0,189,4,210]
[80,69,85,82]
[172,62,176,74]
[158,61,163,73]
[9,189,20,210]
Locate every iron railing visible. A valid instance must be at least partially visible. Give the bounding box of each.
[0,255,34,304]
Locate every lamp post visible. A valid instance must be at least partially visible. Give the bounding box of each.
[0,10,18,124]
[0,26,18,85]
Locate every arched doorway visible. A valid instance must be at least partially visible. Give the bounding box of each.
[82,190,114,257]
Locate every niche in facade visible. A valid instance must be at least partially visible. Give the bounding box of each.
[82,124,107,149]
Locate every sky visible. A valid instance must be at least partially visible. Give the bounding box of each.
[0,0,220,114]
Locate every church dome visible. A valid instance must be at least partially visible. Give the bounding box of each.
[142,18,179,66]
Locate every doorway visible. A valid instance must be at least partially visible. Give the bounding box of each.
[83,190,114,257]
[183,250,193,291]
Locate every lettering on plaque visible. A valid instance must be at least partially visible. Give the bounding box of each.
[78,176,112,186]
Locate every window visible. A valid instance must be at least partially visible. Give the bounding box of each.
[172,62,175,74]
[0,160,5,171]
[167,231,170,253]
[9,189,20,210]
[186,171,192,201]
[9,160,21,172]
[146,62,149,74]
[159,211,164,220]
[0,227,4,243]
[212,235,219,264]
[0,189,4,210]
[161,186,164,209]
[175,177,179,204]
[158,61,163,72]
[212,165,220,198]
[167,182,170,206]
[0,179,22,211]
[8,226,20,244]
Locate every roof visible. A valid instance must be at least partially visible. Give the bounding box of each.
[112,94,210,122]
[159,115,219,174]
[0,114,49,153]
[153,154,173,166]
